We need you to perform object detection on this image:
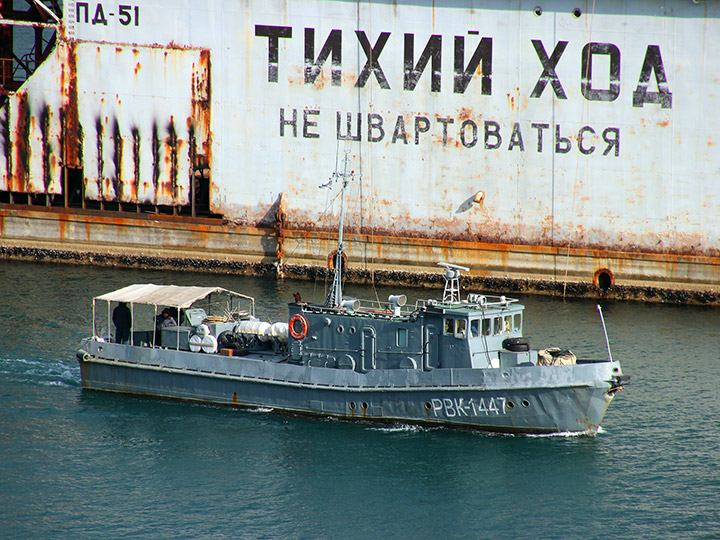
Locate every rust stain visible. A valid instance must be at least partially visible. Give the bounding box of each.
[14,91,30,192]
[165,117,178,202]
[112,119,123,201]
[130,127,140,202]
[58,212,68,240]
[40,104,52,193]
[275,192,288,262]
[457,107,473,121]
[63,40,81,169]
[95,118,105,200]
[151,121,160,204]
[1,98,12,188]
[193,50,212,157]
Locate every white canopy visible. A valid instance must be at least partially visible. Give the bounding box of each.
[94,284,253,309]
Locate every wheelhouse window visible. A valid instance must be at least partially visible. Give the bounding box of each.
[470,319,480,337]
[503,315,512,333]
[513,313,522,332]
[482,318,491,336]
[444,318,468,338]
[455,319,467,338]
[494,317,502,335]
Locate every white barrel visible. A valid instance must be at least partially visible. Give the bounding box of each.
[236,320,272,341]
[189,334,203,352]
[269,322,289,343]
[200,334,218,354]
[196,324,210,336]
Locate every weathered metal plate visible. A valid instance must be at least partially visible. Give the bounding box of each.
[65,0,718,255]
[1,0,719,296]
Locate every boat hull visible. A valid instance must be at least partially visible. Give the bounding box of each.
[77,341,618,435]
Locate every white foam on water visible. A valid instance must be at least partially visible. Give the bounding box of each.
[250,407,275,413]
[527,429,595,438]
[0,356,80,387]
[369,424,426,434]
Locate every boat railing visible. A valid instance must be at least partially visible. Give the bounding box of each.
[301,298,417,318]
[355,298,416,316]
[464,293,519,308]
[421,294,519,309]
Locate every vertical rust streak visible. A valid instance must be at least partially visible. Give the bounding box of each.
[187,118,196,217]
[167,117,178,206]
[15,92,30,193]
[192,49,212,213]
[131,126,140,204]
[59,104,67,205]
[112,118,122,202]
[275,192,287,272]
[1,102,11,190]
[40,104,51,193]
[63,41,81,168]
[151,121,159,205]
[95,118,104,201]
[79,122,86,209]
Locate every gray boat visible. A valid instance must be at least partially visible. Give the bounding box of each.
[77,163,628,435]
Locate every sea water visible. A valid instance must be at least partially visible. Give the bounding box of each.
[1,260,719,540]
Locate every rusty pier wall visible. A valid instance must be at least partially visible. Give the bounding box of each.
[1,205,719,305]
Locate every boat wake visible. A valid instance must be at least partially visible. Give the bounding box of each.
[369,424,429,434]
[249,406,275,413]
[0,356,80,388]
[527,426,606,438]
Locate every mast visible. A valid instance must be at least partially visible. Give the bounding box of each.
[323,152,354,307]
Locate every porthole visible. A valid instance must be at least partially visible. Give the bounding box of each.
[534,6,543,16]
[572,7,582,18]
[507,401,515,409]
[361,402,368,410]
[522,399,530,408]
[337,325,344,334]
[349,327,356,334]
[502,371,510,379]
[349,401,356,410]
[424,401,432,410]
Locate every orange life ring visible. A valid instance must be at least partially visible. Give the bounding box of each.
[289,314,309,340]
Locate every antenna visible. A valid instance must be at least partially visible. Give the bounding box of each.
[324,151,355,307]
[438,262,469,303]
[596,305,614,362]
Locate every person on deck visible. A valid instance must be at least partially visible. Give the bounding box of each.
[112,302,132,344]
[154,308,178,346]
[158,309,177,328]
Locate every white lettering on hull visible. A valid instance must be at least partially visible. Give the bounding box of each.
[430,397,508,417]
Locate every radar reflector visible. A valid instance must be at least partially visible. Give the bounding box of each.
[438,262,469,303]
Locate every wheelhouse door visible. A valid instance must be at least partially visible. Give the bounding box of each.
[361,327,376,372]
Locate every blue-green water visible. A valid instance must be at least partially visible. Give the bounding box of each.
[1,261,719,540]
